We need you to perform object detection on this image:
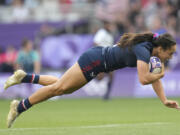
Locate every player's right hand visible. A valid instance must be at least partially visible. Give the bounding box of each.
[164,100,180,110]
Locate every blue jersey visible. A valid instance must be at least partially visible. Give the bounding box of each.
[103,41,153,72]
[78,42,153,81]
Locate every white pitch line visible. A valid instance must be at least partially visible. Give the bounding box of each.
[78,122,170,128]
[0,122,171,132]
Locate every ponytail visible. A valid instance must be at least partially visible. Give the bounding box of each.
[117,32,176,50]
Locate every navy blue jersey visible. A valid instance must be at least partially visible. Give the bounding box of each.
[103,42,153,72]
[78,42,153,81]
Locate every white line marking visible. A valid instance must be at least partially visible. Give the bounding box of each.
[0,122,171,132]
[78,122,170,128]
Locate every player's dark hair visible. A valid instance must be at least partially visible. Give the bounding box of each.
[117,32,176,50]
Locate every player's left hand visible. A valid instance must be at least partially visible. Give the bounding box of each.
[164,100,180,110]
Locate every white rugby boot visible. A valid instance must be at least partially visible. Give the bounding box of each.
[4,70,26,90]
[7,100,20,128]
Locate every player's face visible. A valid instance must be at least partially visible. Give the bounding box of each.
[157,45,176,62]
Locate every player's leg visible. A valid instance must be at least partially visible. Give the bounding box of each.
[4,70,60,90]
[28,63,87,104]
[7,62,88,128]
[38,75,59,86]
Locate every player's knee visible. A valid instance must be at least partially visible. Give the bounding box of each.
[50,83,66,96]
[50,81,76,96]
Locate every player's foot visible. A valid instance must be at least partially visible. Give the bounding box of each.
[7,100,20,128]
[4,70,26,90]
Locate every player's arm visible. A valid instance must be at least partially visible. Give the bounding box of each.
[137,60,165,85]
[152,79,180,109]
[152,79,167,103]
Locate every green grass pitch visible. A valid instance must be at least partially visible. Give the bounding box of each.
[0,98,180,135]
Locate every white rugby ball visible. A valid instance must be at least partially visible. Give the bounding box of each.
[149,56,162,74]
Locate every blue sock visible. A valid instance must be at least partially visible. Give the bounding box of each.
[21,74,39,84]
[17,98,32,114]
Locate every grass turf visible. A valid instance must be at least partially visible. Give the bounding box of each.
[0,98,180,135]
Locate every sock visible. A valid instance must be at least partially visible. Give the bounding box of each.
[17,98,32,114]
[21,74,39,84]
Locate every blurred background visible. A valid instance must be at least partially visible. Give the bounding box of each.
[0,0,180,99]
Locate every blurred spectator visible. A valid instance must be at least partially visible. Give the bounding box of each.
[0,0,13,5]
[59,0,72,14]
[87,0,97,3]
[0,46,17,73]
[148,15,167,34]
[134,13,148,32]
[142,0,159,20]
[16,39,41,73]
[0,0,6,5]
[93,20,115,100]
[94,20,115,46]
[35,21,90,48]
[166,15,177,37]
[96,0,129,22]
[164,0,179,17]
[24,0,39,9]
[34,24,55,49]
[0,47,4,71]
[128,0,141,24]
[12,0,30,22]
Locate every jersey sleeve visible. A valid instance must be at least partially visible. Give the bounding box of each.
[133,44,151,64]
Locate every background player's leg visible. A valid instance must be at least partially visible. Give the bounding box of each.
[103,72,114,100]
[29,62,87,105]
[96,72,105,80]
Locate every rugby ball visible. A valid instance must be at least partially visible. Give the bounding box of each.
[149,56,162,74]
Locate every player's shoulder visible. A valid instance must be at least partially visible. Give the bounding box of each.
[133,41,153,50]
